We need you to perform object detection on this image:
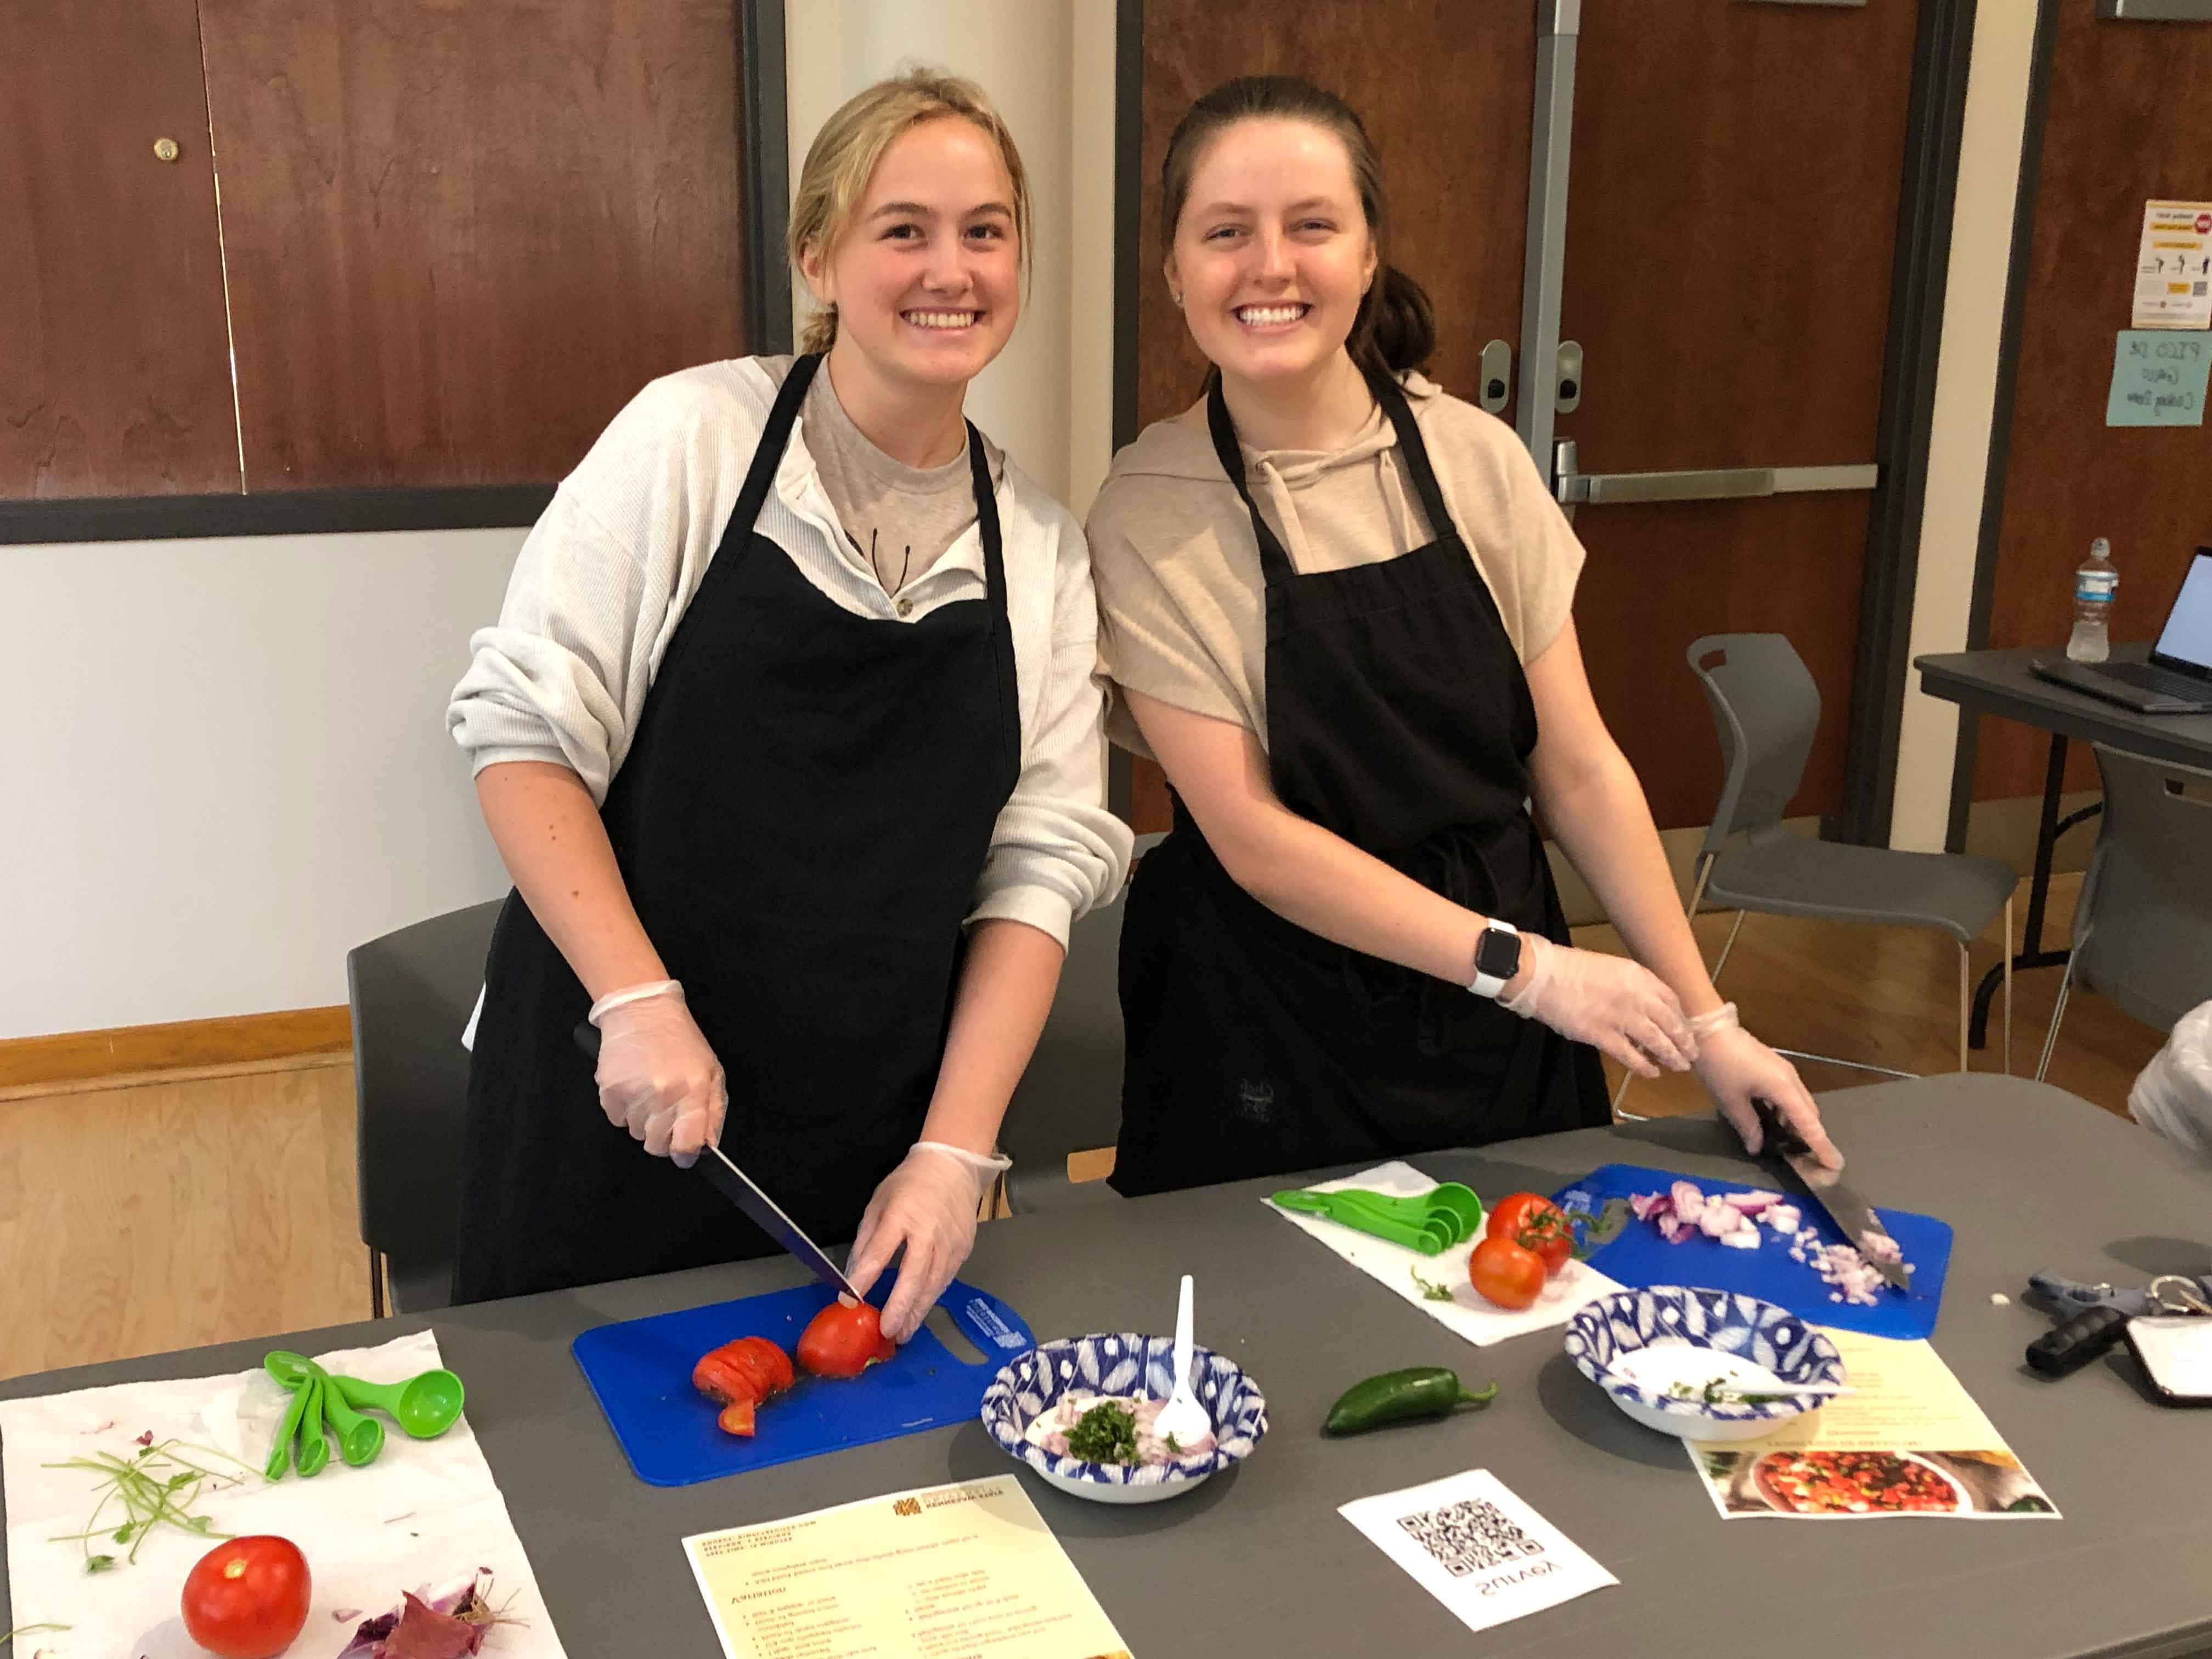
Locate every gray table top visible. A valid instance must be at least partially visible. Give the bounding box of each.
[1915,644,2212,769]
[8,1074,2212,1658]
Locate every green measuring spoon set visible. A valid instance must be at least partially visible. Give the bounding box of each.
[1272,1182,1485,1254]
[261,1350,466,1479]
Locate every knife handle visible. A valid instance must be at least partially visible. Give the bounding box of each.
[1748,1095,1813,1160]
[572,1021,601,1061]
[2025,1304,2130,1378]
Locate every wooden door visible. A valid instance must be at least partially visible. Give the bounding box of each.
[1130,0,1539,830]
[1974,0,2212,806]
[196,0,751,492]
[1560,0,1923,832]
[0,0,241,499]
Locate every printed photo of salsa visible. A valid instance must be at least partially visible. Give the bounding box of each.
[1753,1450,1961,1515]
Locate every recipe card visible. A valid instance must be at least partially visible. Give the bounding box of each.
[1339,1469,1617,1637]
[1685,1331,2060,1520]
[683,1475,1129,1659]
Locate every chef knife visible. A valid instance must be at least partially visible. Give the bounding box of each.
[1749,1097,1914,1294]
[572,1021,864,1304]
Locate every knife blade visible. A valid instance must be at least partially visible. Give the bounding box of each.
[572,1020,863,1302]
[1748,1097,1914,1293]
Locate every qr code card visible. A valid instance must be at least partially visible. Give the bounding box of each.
[1339,1470,1616,1635]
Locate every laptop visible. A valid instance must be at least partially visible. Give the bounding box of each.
[2030,546,2212,714]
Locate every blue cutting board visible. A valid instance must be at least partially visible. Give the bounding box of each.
[1551,1164,1953,1340]
[573,1279,1035,1486]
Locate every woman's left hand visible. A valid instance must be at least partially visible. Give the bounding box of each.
[1694,1023,1844,1171]
[845,1143,1008,1342]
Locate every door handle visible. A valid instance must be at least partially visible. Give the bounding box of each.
[1551,440,1878,506]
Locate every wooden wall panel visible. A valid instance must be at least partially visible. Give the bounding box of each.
[198,0,747,491]
[0,0,241,499]
[1977,0,2212,803]
[1561,0,1919,829]
[1136,1,1537,430]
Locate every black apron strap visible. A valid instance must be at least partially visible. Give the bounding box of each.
[964,421,1019,746]
[1205,376,1298,585]
[1364,369,1460,550]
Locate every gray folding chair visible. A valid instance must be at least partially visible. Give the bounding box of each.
[996,834,1161,1212]
[2036,744,2212,1081]
[1681,634,2017,1079]
[347,898,503,1316]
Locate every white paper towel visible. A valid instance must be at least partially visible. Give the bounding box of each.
[2,1330,567,1658]
[1265,1161,1620,1346]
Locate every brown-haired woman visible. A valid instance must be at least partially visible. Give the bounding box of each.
[1088,76,1837,1195]
[448,70,1130,1329]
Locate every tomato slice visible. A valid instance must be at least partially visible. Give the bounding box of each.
[798,1301,898,1378]
[180,1536,312,1659]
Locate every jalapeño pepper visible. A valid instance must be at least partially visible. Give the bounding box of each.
[1324,1367,1498,1435]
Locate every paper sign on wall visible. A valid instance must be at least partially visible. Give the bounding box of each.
[2108,330,2210,427]
[2133,200,2212,330]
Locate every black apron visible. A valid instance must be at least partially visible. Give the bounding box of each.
[453,353,1021,1302]
[1111,370,1606,1198]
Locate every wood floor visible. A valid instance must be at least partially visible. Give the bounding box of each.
[0,874,2168,1386]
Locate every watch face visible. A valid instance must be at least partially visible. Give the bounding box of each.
[1475,928,1522,982]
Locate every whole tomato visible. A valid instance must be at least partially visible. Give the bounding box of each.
[1486,1192,1573,1277]
[1468,1237,1546,1311]
[798,1301,898,1378]
[180,1535,311,1659]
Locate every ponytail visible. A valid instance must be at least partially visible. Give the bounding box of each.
[1351,263,1434,381]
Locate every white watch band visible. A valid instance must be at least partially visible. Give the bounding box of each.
[1467,921,1521,1000]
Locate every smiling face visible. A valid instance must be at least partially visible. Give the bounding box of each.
[800,115,1022,391]
[1166,117,1378,391]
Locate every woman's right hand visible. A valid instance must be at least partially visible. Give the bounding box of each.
[590,982,728,1166]
[1497,934,1696,1078]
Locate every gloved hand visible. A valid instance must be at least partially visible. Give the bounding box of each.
[847,1142,1011,1343]
[1690,1002,1844,1170]
[588,979,727,1167]
[1498,933,1696,1077]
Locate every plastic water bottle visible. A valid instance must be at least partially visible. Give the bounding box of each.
[2067,537,2118,663]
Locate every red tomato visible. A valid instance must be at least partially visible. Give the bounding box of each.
[180,1536,311,1659]
[1469,1238,1546,1311]
[693,1335,794,1436]
[798,1301,898,1378]
[1486,1192,1573,1277]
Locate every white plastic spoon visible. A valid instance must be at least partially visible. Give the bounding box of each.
[1154,1274,1210,1451]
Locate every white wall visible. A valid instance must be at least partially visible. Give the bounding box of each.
[2,531,517,1039]
[783,0,1118,512]
[1889,3,2041,852]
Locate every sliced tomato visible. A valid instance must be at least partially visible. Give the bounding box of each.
[1469,1237,1546,1311]
[693,1334,794,1435]
[180,1536,311,1659]
[716,1398,757,1437]
[798,1301,898,1378]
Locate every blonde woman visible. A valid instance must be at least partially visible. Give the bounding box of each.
[447,70,1129,1331]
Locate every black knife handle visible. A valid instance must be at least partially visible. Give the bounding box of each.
[573,1021,600,1061]
[1748,1095,1813,1160]
[2026,1304,2130,1378]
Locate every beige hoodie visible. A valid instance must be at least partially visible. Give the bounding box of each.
[1086,372,1584,758]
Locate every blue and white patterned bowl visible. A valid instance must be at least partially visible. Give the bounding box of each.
[1564,1286,1846,1442]
[980,1333,1268,1505]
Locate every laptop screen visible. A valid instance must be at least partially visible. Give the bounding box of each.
[2155,550,2212,671]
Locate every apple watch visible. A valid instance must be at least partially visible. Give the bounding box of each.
[1467,921,1522,999]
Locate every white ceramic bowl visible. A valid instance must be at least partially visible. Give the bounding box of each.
[1563,1285,1847,1443]
[979,1333,1268,1505]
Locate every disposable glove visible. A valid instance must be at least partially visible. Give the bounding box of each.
[1497,933,1697,1077]
[1689,1001,1844,1171]
[588,979,727,1167]
[847,1142,1011,1342]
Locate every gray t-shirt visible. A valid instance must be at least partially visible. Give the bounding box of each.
[804,367,994,599]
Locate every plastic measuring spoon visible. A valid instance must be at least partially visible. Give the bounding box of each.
[263,1376,313,1481]
[1273,1184,1487,1254]
[311,1363,386,1466]
[294,1376,332,1478]
[331,1368,466,1439]
[263,1350,313,1389]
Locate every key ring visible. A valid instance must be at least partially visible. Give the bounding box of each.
[2146,1275,2212,1317]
